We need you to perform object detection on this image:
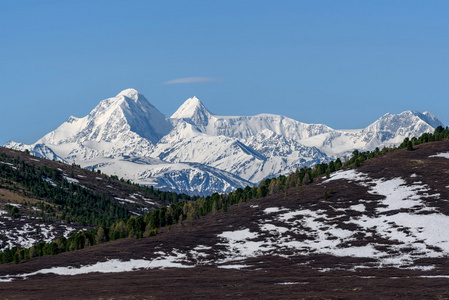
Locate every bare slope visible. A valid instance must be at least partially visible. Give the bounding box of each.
[2,140,449,298]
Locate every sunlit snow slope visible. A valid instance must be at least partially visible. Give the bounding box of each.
[5,89,443,195]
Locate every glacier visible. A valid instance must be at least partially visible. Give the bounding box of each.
[5,88,443,195]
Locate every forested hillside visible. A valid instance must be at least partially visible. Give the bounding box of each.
[0,146,192,260]
[3,126,449,298]
[3,126,448,265]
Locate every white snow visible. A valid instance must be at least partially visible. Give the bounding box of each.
[2,257,193,281]
[349,204,366,212]
[263,207,285,214]
[63,176,79,184]
[194,245,212,251]
[0,221,71,251]
[63,226,76,238]
[3,168,449,278]
[4,88,440,195]
[430,152,449,159]
[43,177,57,186]
[260,223,289,234]
[217,264,250,269]
[115,197,136,204]
[218,228,258,241]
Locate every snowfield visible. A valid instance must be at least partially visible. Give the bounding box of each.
[4,89,442,195]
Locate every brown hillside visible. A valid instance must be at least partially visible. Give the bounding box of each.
[2,140,449,299]
[0,146,170,252]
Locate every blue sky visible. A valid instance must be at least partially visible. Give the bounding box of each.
[1,1,449,145]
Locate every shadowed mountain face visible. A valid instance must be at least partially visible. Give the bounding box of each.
[2,140,449,299]
[4,89,443,195]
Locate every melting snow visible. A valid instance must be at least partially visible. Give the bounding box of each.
[115,197,136,204]
[1,257,193,281]
[43,177,57,186]
[430,152,449,159]
[63,176,79,184]
[4,169,449,279]
[349,204,365,212]
[217,264,250,269]
[263,207,285,214]
[218,228,258,241]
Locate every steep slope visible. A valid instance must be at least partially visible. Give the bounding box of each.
[0,146,181,252]
[5,90,443,195]
[300,110,443,157]
[6,89,172,161]
[5,91,256,194]
[168,98,333,181]
[169,98,441,182]
[2,140,449,299]
[171,96,212,128]
[153,121,268,182]
[80,155,252,196]
[171,97,333,140]
[40,88,172,145]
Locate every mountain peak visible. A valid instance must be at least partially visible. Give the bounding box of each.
[400,110,443,128]
[171,96,211,119]
[420,111,443,128]
[364,110,442,137]
[117,88,142,102]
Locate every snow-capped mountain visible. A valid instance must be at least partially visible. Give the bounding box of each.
[171,96,333,141]
[25,89,172,162]
[5,89,444,195]
[300,110,444,157]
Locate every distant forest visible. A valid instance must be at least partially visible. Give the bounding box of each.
[2,125,449,264]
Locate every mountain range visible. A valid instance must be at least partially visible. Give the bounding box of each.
[5,88,443,195]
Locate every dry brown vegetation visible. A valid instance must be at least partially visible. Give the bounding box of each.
[2,141,449,299]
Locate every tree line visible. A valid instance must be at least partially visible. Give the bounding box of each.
[0,160,130,227]
[1,126,448,264]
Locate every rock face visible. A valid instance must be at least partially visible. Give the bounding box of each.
[5,89,443,195]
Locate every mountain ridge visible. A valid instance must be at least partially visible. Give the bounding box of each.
[5,89,444,195]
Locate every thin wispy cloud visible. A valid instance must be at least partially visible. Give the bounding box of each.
[164,77,224,84]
